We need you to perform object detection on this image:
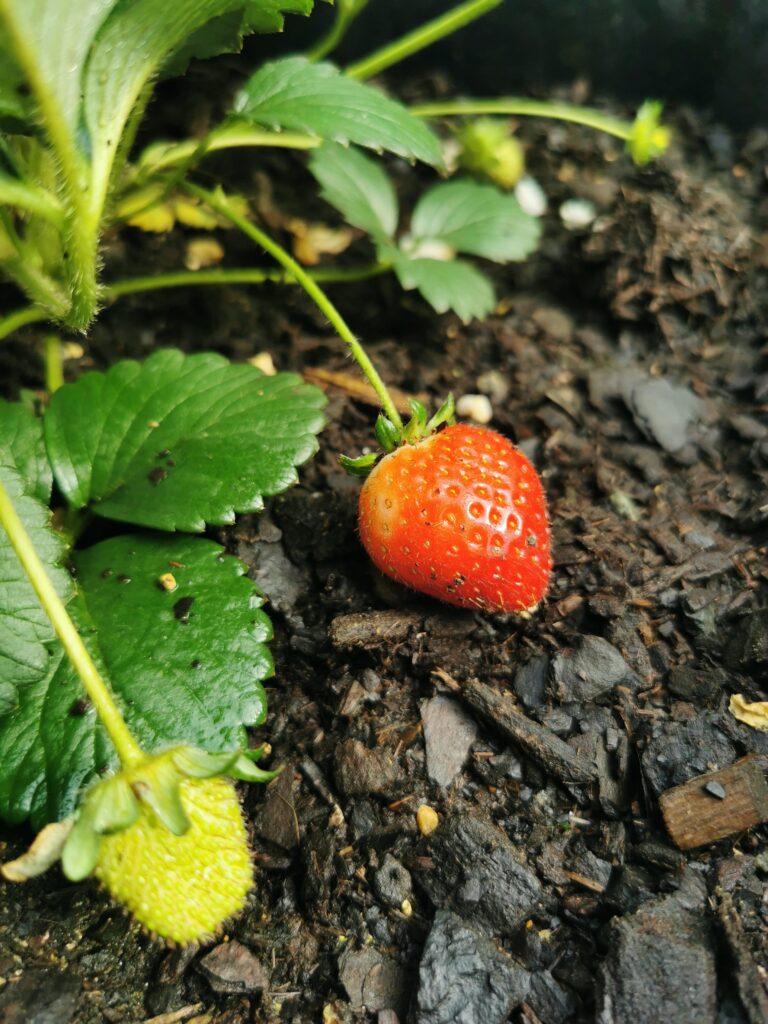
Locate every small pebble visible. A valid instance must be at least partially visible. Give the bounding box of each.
[515,175,547,217]
[704,781,726,800]
[401,898,413,917]
[476,369,509,403]
[456,393,493,424]
[559,198,597,230]
[417,804,439,836]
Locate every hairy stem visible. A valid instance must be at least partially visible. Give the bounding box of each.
[106,263,390,298]
[0,480,144,767]
[346,0,502,80]
[61,210,101,332]
[410,98,633,140]
[184,182,403,430]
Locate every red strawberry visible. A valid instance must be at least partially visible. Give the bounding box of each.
[357,423,551,614]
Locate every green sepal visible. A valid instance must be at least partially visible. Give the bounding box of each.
[458,119,525,188]
[627,101,670,166]
[426,394,456,434]
[171,746,240,779]
[375,415,400,453]
[403,399,428,443]
[134,759,190,836]
[229,754,283,784]
[244,743,271,763]
[61,805,102,881]
[91,776,140,835]
[339,452,380,477]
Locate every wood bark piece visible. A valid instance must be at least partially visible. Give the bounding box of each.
[659,755,768,850]
[459,680,598,785]
[329,610,423,649]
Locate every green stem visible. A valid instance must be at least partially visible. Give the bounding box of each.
[0,305,47,342]
[307,0,370,62]
[345,0,502,80]
[184,182,403,430]
[43,334,64,393]
[106,263,390,298]
[307,14,351,62]
[134,124,318,178]
[0,480,144,768]
[61,209,101,332]
[410,98,632,140]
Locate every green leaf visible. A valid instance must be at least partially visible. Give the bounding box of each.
[44,349,326,532]
[0,39,32,128]
[162,0,314,79]
[0,465,72,711]
[393,253,496,323]
[0,533,273,828]
[309,142,398,241]
[82,1,316,195]
[0,399,52,504]
[409,180,541,263]
[0,0,119,139]
[242,0,315,33]
[234,56,442,165]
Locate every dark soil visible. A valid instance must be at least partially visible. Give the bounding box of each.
[1,85,768,1024]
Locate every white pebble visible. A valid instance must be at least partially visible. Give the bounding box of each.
[559,198,597,230]
[456,393,493,424]
[515,175,548,217]
[476,369,509,404]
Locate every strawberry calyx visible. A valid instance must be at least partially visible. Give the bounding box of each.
[340,394,455,477]
[61,742,277,881]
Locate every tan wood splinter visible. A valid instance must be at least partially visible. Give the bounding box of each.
[659,755,768,850]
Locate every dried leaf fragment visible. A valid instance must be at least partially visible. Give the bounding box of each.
[2,819,73,880]
[729,693,768,731]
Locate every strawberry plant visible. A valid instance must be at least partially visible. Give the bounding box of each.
[0,351,325,940]
[0,0,670,945]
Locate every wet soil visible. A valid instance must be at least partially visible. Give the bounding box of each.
[1,86,768,1024]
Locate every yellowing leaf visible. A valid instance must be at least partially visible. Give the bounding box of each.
[1,819,73,881]
[116,186,249,234]
[128,203,176,233]
[729,693,768,731]
[290,220,354,266]
[173,197,220,230]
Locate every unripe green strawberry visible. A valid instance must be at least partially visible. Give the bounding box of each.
[95,776,252,944]
[358,423,551,613]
